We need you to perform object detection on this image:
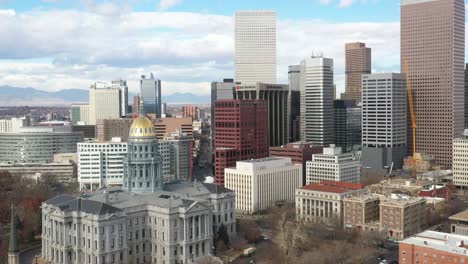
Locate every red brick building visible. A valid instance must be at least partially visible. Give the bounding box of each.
[399,231,468,264]
[419,185,451,201]
[270,142,323,185]
[214,100,268,186]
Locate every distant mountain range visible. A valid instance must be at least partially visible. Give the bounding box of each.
[0,86,210,106]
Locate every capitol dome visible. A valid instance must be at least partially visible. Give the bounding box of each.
[129,116,155,138]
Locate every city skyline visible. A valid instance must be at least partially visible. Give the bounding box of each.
[0,0,437,98]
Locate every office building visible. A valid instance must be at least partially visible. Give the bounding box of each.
[288,65,301,142]
[71,104,90,125]
[165,130,193,181]
[343,194,381,231]
[465,64,468,129]
[334,99,361,153]
[210,79,235,149]
[0,126,83,164]
[401,0,465,167]
[225,157,302,214]
[133,95,141,116]
[296,181,367,225]
[453,130,468,188]
[140,73,162,117]
[0,117,30,133]
[96,119,133,142]
[379,194,426,240]
[306,145,360,184]
[72,125,95,139]
[449,210,468,236]
[88,82,122,125]
[154,117,193,139]
[214,100,269,186]
[182,105,199,121]
[362,73,407,170]
[300,57,334,146]
[235,11,276,84]
[235,82,289,147]
[77,138,128,190]
[269,142,323,185]
[0,161,76,183]
[399,231,468,264]
[344,42,371,102]
[111,79,128,117]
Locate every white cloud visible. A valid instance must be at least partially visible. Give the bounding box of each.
[159,0,183,10]
[0,9,15,16]
[339,0,355,8]
[0,8,402,97]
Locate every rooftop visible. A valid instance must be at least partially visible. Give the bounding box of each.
[450,210,468,222]
[343,194,381,202]
[300,181,366,194]
[401,230,468,256]
[241,157,285,163]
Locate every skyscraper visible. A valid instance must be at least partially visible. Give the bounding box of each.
[210,79,235,149]
[401,0,465,167]
[289,65,301,142]
[111,79,128,117]
[88,82,121,125]
[214,100,268,186]
[140,73,162,118]
[362,73,407,170]
[234,82,289,147]
[300,57,334,146]
[334,99,361,153]
[235,11,276,84]
[344,42,371,102]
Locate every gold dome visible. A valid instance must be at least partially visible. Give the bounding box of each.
[129,116,155,137]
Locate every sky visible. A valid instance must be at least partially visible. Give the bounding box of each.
[0,0,461,96]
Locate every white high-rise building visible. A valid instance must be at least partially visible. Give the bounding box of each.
[300,57,334,146]
[361,73,407,170]
[235,11,276,84]
[78,139,173,190]
[225,157,302,213]
[0,117,29,133]
[77,138,128,190]
[453,130,468,187]
[306,145,360,184]
[88,82,122,125]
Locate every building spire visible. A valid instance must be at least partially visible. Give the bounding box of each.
[9,203,18,256]
[9,203,18,253]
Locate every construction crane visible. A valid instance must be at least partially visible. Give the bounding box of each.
[403,60,417,177]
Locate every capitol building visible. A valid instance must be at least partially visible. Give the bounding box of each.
[40,110,236,264]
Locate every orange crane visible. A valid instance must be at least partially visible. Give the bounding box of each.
[403,60,417,176]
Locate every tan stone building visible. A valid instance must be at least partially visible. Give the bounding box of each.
[380,194,427,240]
[295,181,367,225]
[154,117,193,139]
[343,194,381,231]
[344,42,371,102]
[449,210,468,236]
[96,118,133,142]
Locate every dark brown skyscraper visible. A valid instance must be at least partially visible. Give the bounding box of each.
[401,0,465,167]
[344,42,371,102]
